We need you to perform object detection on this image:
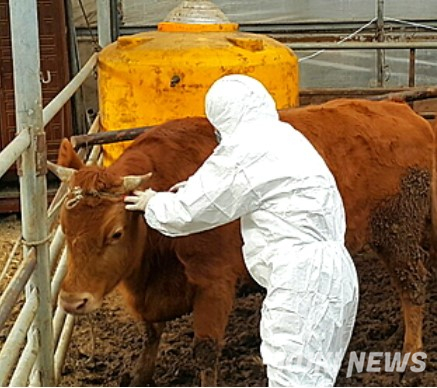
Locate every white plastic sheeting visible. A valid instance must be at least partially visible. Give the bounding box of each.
[72,0,437,26]
[121,0,437,26]
[72,0,437,89]
[145,74,359,386]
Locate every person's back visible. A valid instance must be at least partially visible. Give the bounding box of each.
[220,116,346,282]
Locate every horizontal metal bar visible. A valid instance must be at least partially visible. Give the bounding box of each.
[0,248,36,333]
[76,30,437,51]
[43,53,98,127]
[289,41,437,50]
[240,20,437,33]
[0,130,30,180]
[300,86,437,101]
[76,18,437,36]
[71,124,152,149]
[299,87,403,96]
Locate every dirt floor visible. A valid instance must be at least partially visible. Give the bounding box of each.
[0,214,21,294]
[58,252,437,387]
[2,216,437,386]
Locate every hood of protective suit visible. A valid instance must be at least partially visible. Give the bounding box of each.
[205,74,279,139]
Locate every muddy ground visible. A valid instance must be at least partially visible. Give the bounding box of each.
[58,251,437,387]
[2,215,437,386]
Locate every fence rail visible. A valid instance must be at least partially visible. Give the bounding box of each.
[0,115,101,386]
[0,2,100,383]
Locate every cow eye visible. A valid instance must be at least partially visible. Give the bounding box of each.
[112,231,123,240]
[108,228,124,244]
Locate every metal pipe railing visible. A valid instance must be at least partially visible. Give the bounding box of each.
[289,41,437,50]
[10,306,68,387]
[376,0,385,86]
[0,247,68,386]
[1,0,103,385]
[97,0,112,47]
[9,0,54,383]
[0,248,36,332]
[43,53,98,127]
[54,314,75,385]
[9,327,39,387]
[0,237,22,291]
[7,137,103,386]
[0,130,30,180]
[0,115,102,386]
[0,290,38,387]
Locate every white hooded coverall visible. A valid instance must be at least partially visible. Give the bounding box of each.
[145,74,359,386]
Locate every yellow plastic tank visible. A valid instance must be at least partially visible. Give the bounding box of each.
[98,0,299,165]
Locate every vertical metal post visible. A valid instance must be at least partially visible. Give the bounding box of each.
[9,0,54,386]
[65,0,87,135]
[97,0,112,48]
[376,0,385,86]
[110,0,120,41]
[409,48,416,87]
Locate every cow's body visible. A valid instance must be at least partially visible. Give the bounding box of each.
[54,98,435,385]
[280,100,435,359]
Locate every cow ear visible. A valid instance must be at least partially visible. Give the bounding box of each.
[122,173,153,192]
[47,161,77,183]
[57,138,84,169]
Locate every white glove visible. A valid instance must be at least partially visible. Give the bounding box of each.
[169,181,187,193]
[124,189,157,212]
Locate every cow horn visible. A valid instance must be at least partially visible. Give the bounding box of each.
[122,173,153,192]
[47,161,77,182]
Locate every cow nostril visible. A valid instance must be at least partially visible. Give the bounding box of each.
[59,292,98,314]
[76,298,88,311]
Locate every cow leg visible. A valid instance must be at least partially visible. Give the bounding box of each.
[379,241,428,365]
[398,259,427,358]
[193,337,219,386]
[370,168,431,365]
[370,168,430,361]
[401,295,424,356]
[128,321,165,386]
[192,280,236,386]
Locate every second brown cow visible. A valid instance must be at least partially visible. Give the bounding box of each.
[49,98,436,385]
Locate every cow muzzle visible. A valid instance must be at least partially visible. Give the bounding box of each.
[58,290,102,315]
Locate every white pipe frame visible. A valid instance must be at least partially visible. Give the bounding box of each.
[0,116,101,386]
[0,0,110,386]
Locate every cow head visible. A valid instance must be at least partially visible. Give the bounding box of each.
[49,139,152,315]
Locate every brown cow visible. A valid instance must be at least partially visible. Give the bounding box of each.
[50,118,246,386]
[50,98,435,385]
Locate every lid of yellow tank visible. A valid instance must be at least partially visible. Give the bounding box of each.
[157,0,239,32]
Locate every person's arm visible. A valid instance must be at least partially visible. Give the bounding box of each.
[145,144,259,237]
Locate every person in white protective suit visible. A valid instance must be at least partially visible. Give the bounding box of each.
[124,74,359,387]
